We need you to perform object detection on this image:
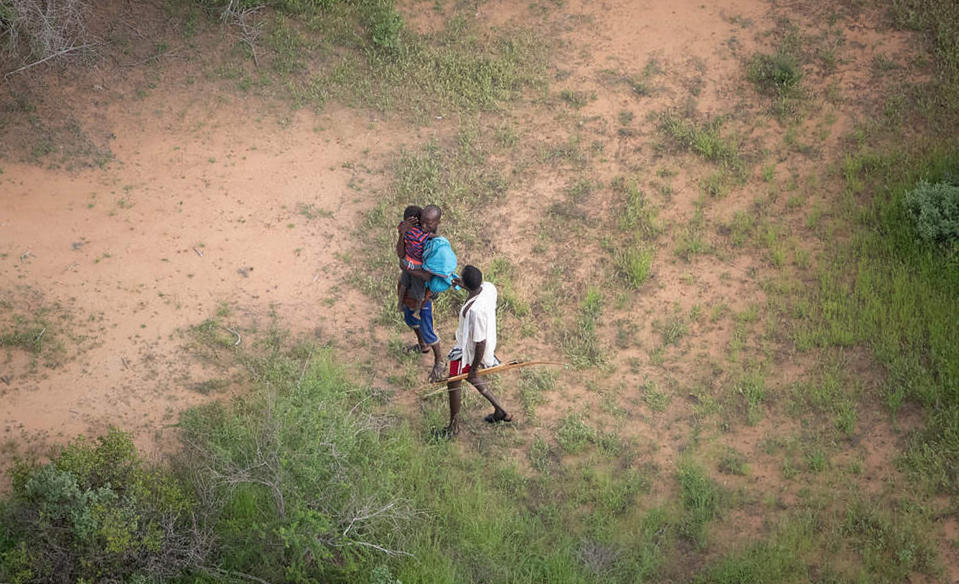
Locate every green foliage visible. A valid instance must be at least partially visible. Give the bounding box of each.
[692,519,809,583]
[890,0,959,97]
[613,176,662,239]
[564,287,606,368]
[179,348,416,580]
[556,413,596,453]
[677,461,721,546]
[747,51,803,99]
[362,0,403,52]
[658,113,742,172]
[799,149,959,496]
[734,369,766,425]
[842,498,936,578]
[903,178,959,245]
[615,246,652,288]
[0,429,198,583]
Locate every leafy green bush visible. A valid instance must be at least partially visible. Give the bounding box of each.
[0,429,202,583]
[178,349,416,581]
[903,179,959,245]
[362,0,403,52]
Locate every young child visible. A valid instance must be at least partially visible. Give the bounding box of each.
[396,205,429,313]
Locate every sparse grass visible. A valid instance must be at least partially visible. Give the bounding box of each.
[614,176,662,239]
[746,34,805,118]
[675,205,711,260]
[563,287,606,369]
[641,377,671,412]
[797,150,959,497]
[519,368,555,419]
[556,413,596,454]
[734,369,766,425]
[0,298,68,369]
[615,246,652,288]
[653,312,688,347]
[658,113,743,173]
[560,89,590,108]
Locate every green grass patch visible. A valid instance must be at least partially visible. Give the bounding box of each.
[677,460,722,547]
[658,113,743,173]
[563,287,607,369]
[798,147,959,498]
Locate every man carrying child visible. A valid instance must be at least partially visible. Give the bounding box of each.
[396,204,453,383]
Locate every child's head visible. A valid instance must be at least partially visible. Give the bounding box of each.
[403,205,422,221]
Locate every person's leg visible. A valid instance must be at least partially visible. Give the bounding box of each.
[402,306,428,353]
[471,376,511,422]
[397,274,408,312]
[417,301,444,381]
[446,380,462,436]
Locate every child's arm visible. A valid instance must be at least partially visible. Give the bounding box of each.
[396,222,411,259]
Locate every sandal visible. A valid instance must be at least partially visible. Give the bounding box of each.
[484,411,513,424]
[405,343,430,354]
[430,425,458,440]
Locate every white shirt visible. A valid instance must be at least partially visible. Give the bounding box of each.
[454,282,498,368]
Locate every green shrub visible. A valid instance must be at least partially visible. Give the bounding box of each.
[0,429,200,583]
[903,179,959,245]
[178,349,417,581]
[363,0,403,52]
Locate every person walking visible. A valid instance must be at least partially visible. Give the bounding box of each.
[441,264,511,438]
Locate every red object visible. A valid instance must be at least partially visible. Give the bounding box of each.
[449,360,471,377]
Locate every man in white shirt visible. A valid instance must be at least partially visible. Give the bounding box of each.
[442,265,511,438]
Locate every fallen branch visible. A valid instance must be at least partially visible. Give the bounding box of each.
[3,43,96,80]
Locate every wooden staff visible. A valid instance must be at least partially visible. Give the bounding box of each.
[419,360,565,398]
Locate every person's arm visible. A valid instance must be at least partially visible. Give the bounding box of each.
[405,265,435,281]
[396,218,416,259]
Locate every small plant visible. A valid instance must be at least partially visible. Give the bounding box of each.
[641,377,671,411]
[654,314,688,346]
[735,370,766,425]
[747,46,804,117]
[529,434,553,472]
[903,179,959,246]
[717,447,748,476]
[563,287,606,368]
[560,89,589,108]
[556,413,596,453]
[747,50,803,98]
[616,246,652,288]
[659,113,742,171]
[677,461,721,546]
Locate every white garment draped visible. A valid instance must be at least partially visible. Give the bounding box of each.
[454,282,498,368]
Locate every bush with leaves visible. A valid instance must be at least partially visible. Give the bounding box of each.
[0,429,207,583]
[904,178,959,246]
[177,348,416,581]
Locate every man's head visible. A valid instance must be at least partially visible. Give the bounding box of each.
[421,205,442,234]
[462,265,482,291]
[403,205,422,221]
